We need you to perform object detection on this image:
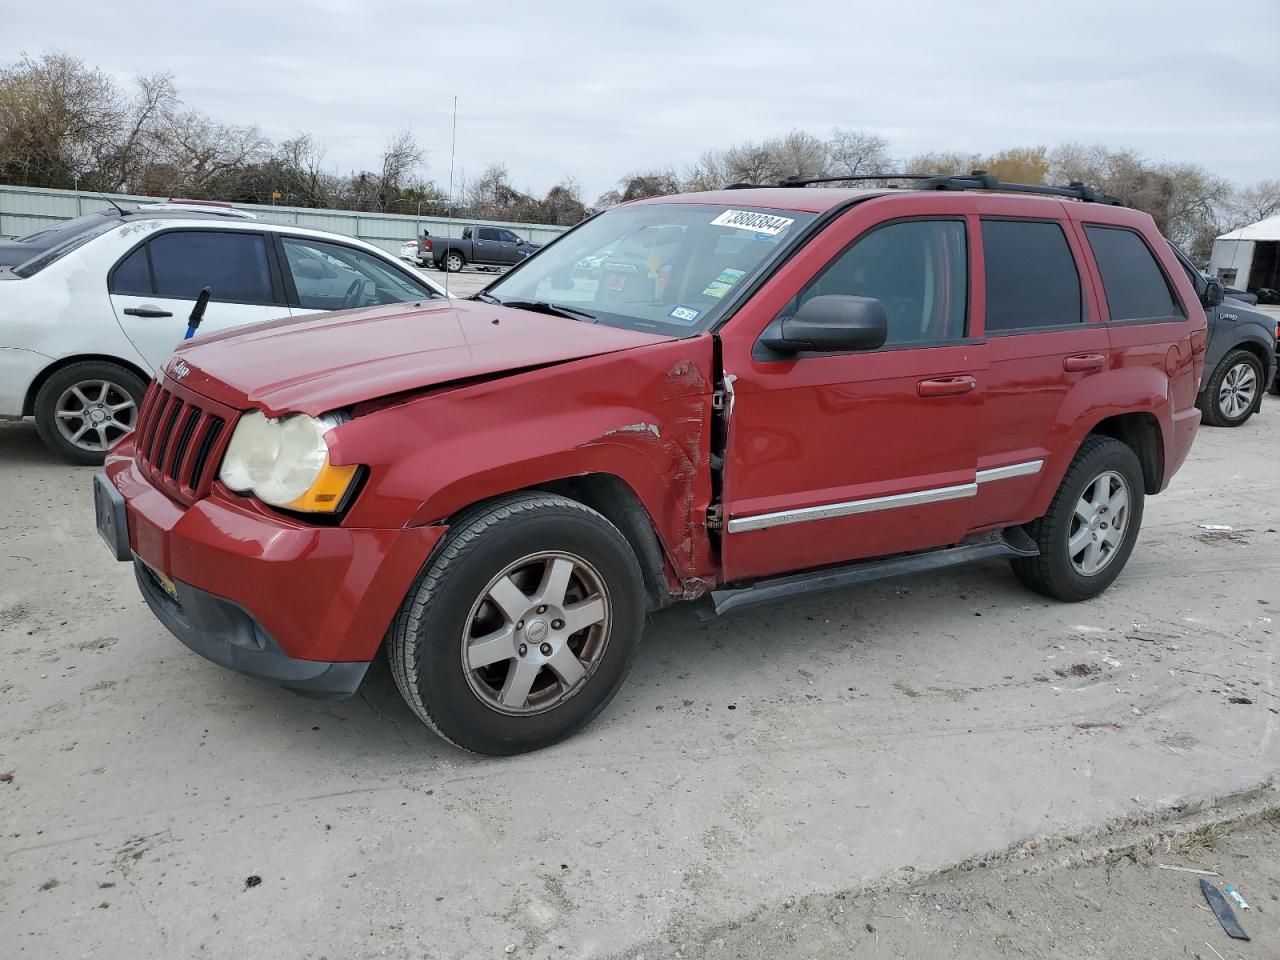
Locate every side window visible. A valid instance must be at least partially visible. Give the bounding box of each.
[478,227,502,242]
[281,237,434,311]
[1085,226,1183,321]
[500,230,520,243]
[110,245,153,296]
[785,219,968,347]
[981,220,1082,332]
[149,231,274,303]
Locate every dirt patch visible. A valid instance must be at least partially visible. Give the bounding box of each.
[1054,662,1102,678]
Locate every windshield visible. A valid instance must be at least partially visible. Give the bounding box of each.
[483,203,815,336]
[12,215,122,278]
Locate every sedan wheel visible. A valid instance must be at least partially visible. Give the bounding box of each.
[55,379,138,454]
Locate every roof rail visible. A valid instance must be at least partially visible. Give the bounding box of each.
[767,171,1122,205]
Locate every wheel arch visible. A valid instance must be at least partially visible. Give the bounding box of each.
[444,473,675,611]
[1086,411,1164,496]
[23,354,152,417]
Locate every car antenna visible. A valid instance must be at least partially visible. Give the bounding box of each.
[84,183,128,217]
[445,95,458,298]
[184,287,212,340]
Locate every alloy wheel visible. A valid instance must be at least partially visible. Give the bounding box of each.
[54,379,138,453]
[1068,470,1130,576]
[461,551,611,715]
[1218,361,1257,420]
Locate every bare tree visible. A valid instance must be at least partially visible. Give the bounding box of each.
[1230,179,1280,226]
[0,52,123,187]
[104,72,177,191]
[827,128,893,178]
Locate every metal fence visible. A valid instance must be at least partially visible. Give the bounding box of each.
[0,184,569,254]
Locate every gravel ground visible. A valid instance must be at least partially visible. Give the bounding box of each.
[1,390,1277,959]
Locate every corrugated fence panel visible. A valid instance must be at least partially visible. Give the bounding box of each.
[0,184,569,253]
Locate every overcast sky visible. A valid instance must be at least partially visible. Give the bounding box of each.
[6,0,1278,201]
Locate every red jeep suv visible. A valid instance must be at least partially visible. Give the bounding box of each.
[95,173,1208,754]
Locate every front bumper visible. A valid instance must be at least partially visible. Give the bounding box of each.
[99,447,448,695]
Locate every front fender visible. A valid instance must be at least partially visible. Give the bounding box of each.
[329,339,718,582]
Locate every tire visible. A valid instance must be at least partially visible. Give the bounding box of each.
[387,492,646,755]
[1011,435,1145,602]
[443,251,465,273]
[1198,349,1263,427]
[33,361,146,466]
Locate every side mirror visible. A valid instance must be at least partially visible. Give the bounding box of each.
[1202,278,1225,308]
[760,295,889,355]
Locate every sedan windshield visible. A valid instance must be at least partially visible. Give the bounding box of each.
[483,203,815,336]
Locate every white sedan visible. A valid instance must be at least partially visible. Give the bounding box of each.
[0,201,449,463]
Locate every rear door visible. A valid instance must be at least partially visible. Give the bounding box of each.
[718,202,985,582]
[474,226,507,265]
[109,229,287,371]
[969,209,1109,529]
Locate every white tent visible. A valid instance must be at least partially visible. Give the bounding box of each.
[1210,214,1280,292]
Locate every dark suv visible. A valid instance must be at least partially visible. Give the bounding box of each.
[1169,245,1276,426]
[97,173,1208,754]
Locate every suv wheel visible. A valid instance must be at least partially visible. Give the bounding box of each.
[34,361,146,465]
[388,493,645,755]
[1199,349,1262,427]
[443,252,465,273]
[1011,436,1145,602]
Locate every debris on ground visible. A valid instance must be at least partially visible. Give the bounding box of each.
[1200,878,1250,941]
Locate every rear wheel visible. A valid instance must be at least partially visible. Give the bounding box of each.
[1199,349,1263,427]
[443,251,465,273]
[1012,436,1145,602]
[34,361,146,465]
[388,493,645,755]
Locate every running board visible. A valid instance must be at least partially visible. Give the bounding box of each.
[709,529,1039,617]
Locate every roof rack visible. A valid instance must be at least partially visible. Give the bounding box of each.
[738,171,1122,205]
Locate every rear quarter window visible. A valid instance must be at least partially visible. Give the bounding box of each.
[1084,225,1183,322]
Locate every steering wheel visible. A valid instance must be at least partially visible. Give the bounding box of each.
[341,278,364,309]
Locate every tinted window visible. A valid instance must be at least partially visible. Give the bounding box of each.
[1086,226,1182,321]
[982,220,1081,332]
[785,219,968,346]
[500,230,520,243]
[149,231,273,303]
[110,246,153,295]
[478,227,502,241]
[282,237,432,311]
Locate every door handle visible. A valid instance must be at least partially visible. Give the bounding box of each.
[1063,353,1105,373]
[917,376,976,398]
[123,306,174,318]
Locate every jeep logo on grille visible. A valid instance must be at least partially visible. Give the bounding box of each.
[171,360,191,380]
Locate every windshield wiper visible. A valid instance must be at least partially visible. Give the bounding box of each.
[486,298,597,322]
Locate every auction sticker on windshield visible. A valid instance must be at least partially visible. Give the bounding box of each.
[710,209,795,236]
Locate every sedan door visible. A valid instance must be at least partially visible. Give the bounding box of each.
[718,206,985,582]
[108,229,288,372]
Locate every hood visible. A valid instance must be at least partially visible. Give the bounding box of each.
[167,298,675,416]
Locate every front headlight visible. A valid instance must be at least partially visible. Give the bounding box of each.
[219,411,360,513]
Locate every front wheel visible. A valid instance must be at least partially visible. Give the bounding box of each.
[387,493,646,755]
[1011,436,1145,602]
[1199,349,1263,427]
[33,361,146,465]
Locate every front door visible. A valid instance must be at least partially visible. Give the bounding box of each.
[109,229,288,372]
[718,206,985,582]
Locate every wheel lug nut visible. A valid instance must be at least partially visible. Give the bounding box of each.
[551,619,564,630]
[516,620,524,630]
[518,643,528,656]
[540,643,553,656]
[536,605,547,614]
